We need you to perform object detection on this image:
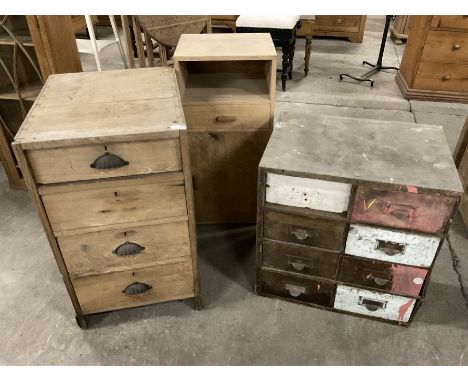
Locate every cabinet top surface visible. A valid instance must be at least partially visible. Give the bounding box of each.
[14,68,185,149]
[260,115,463,193]
[173,33,277,61]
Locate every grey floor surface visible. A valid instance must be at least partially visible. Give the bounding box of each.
[1,16,467,365]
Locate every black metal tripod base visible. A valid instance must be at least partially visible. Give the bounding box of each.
[340,61,399,87]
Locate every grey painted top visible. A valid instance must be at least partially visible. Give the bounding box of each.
[260,115,463,193]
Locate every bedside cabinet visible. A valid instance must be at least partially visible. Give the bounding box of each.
[256,115,463,325]
[13,68,201,329]
[173,33,276,223]
[397,16,468,103]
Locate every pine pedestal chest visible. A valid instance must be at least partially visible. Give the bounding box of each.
[256,115,463,325]
[173,33,277,223]
[13,68,201,329]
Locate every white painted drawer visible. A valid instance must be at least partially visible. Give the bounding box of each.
[345,224,440,267]
[265,173,351,213]
[334,285,416,322]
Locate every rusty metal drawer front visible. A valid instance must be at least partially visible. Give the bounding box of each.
[263,209,347,251]
[334,285,416,323]
[338,256,428,298]
[351,186,456,234]
[262,239,338,279]
[259,269,335,307]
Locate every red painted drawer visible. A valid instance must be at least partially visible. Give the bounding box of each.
[351,186,456,234]
[338,256,428,298]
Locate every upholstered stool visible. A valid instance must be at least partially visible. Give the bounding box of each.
[236,15,300,91]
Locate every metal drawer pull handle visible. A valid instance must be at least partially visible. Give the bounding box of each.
[291,261,306,271]
[285,284,306,297]
[379,201,416,222]
[113,241,145,256]
[293,229,309,240]
[453,43,461,50]
[358,297,387,311]
[90,152,129,169]
[375,239,406,256]
[373,277,390,286]
[442,74,451,81]
[122,282,152,296]
[215,115,236,123]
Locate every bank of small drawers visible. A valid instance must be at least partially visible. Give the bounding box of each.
[257,173,457,325]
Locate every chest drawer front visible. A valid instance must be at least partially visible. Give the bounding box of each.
[262,239,338,279]
[29,139,182,184]
[315,16,362,31]
[414,62,468,92]
[183,103,270,131]
[259,269,335,307]
[41,174,187,233]
[431,16,468,30]
[265,173,351,213]
[338,256,428,298]
[351,186,456,234]
[345,224,440,267]
[58,220,191,278]
[263,209,347,251]
[334,285,416,322]
[73,258,194,314]
[421,31,468,64]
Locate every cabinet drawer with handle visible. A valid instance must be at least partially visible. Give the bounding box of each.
[259,269,335,307]
[421,30,468,64]
[345,224,440,267]
[28,139,182,184]
[263,209,347,251]
[58,219,191,278]
[334,285,416,322]
[183,103,270,131]
[262,239,338,279]
[73,257,195,314]
[338,256,428,298]
[414,62,468,92]
[351,186,456,234]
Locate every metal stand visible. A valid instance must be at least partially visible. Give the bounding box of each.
[339,15,398,87]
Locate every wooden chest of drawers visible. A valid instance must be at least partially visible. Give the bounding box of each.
[256,115,463,325]
[173,33,276,223]
[314,16,367,43]
[13,68,201,329]
[397,16,468,103]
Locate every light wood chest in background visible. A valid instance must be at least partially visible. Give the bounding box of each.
[256,115,463,325]
[13,68,201,329]
[173,33,277,223]
[314,16,367,43]
[396,16,468,103]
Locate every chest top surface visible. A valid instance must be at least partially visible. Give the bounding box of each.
[173,33,277,61]
[14,67,185,149]
[260,115,463,193]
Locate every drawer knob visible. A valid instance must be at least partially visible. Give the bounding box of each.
[113,241,145,256]
[375,239,406,256]
[442,74,451,81]
[373,277,390,286]
[215,115,236,123]
[336,18,343,24]
[291,261,306,271]
[358,297,387,311]
[292,227,313,240]
[122,282,152,296]
[90,152,129,170]
[453,43,461,50]
[285,284,306,297]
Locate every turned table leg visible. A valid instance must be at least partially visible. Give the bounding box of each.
[281,45,289,91]
[304,35,312,76]
[288,39,295,80]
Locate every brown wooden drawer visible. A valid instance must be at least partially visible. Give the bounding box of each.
[338,256,428,298]
[414,62,468,92]
[431,16,468,31]
[263,209,347,251]
[262,239,338,279]
[183,103,270,131]
[73,257,194,314]
[315,16,362,31]
[28,138,182,184]
[40,172,187,233]
[58,218,191,278]
[421,31,468,64]
[259,269,335,307]
[351,186,456,234]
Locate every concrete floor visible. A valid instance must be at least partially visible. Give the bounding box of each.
[1,16,468,365]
